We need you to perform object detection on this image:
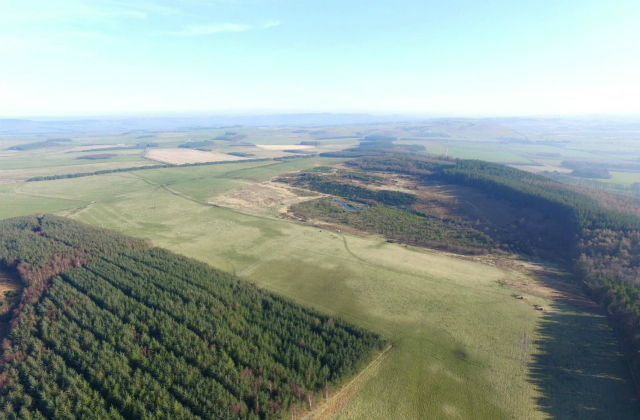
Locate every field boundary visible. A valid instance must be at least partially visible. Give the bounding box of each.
[300,344,393,420]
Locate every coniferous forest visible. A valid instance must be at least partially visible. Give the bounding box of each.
[437,160,640,380]
[323,151,640,383]
[0,215,383,420]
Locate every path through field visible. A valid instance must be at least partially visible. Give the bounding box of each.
[2,159,637,419]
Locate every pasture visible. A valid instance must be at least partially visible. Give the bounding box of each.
[0,158,636,419]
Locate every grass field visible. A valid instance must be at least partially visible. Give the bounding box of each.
[0,157,638,419]
[602,171,640,186]
[0,151,154,181]
[7,123,640,185]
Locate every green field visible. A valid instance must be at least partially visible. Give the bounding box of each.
[0,158,636,419]
[602,171,640,186]
[6,122,640,188]
[71,185,549,419]
[0,149,155,180]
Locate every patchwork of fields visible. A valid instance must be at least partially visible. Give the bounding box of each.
[0,157,637,419]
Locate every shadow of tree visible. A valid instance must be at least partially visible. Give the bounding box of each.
[530,305,639,419]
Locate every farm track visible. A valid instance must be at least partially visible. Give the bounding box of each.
[301,344,393,420]
[15,183,89,203]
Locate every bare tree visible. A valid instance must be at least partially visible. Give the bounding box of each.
[307,390,314,410]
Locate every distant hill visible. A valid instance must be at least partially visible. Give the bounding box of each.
[0,114,417,135]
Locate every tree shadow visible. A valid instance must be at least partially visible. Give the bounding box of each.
[529,306,639,419]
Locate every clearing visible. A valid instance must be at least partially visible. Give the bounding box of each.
[0,268,20,340]
[209,181,321,216]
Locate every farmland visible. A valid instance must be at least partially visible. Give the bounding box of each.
[5,119,640,191]
[144,149,247,165]
[0,154,636,418]
[0,216,383,419]
[1,119,640,419]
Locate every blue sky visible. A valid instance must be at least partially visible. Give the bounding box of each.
[1,0,639,117]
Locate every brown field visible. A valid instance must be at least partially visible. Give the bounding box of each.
[209,181,321,216]
[66,144,127,152]
[144,148,247,165]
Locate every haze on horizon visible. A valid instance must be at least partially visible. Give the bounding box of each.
[1,0,639,118]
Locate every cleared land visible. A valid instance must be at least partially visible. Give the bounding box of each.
[144,148,247,164]
[70,186,636,419]
[1,153,638,418]
[209,181,321,216]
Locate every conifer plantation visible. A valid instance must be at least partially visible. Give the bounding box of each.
[0,215,383,420]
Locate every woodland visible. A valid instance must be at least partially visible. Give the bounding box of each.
[0,215,383,419]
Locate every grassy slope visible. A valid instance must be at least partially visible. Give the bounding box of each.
[72,187,540,419]
[0,159,637,419]
[0,146,153,180]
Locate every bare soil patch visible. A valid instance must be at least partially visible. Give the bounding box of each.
[145,149,247,165]
[281,213,369,238]
[209,181,321,216]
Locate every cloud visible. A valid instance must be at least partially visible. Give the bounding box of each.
[169,19,281,36]
[177,23,252,35]
[263,20,281,29]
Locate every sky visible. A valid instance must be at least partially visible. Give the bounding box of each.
[1,0,639,118]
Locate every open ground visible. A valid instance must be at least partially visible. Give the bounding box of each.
[0,156,637,419]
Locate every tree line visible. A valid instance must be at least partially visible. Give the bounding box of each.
[280,172,418,207]
[0,216,383,419]
[432,159,640,382]
[301,153,640,383]
[25,159,273,182]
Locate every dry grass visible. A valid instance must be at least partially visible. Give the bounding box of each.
[470,254,603,313]
[209,181,321,216]
[144,148,247,165]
